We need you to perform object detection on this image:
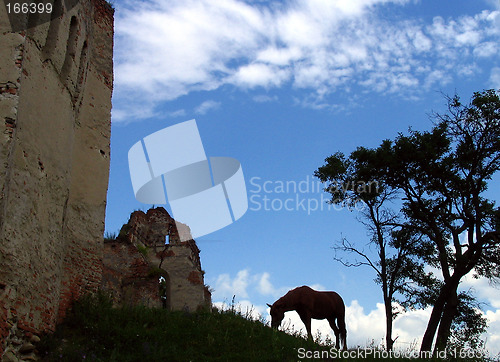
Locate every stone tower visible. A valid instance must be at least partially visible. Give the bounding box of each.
[0,0,113,358]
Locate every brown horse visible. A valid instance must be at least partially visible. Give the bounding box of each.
[267,286,347,350]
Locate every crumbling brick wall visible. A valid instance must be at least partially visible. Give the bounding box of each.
[0,0,113,358]
[101,238,166,309]
[101,208,211,312]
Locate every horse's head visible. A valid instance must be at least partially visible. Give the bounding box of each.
[267,302,285,330]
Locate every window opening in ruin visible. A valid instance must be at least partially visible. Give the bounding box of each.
[42,0,63,60]
[165,234,169,244]
[61,16,79,81]
[73,40,88,104]
[159,276,168,309]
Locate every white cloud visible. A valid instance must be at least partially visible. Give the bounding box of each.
[410,29,432,52]
[393,308,431,348]
[485,309,500,353]
[113,0,269,105]
[111,103,158,123]
[341,301,429,349]
[212,269,291,302]
[195,100,220,114]
[214,269,251,299]
[112,0,500,121]
[460,274,500,309]
[474,41,498,57]
[256,46,302,66]
[252,94,278,103]
[256,272,275,295]
[489,67,500,89]
[168,109,187,118]
[111,105,186,123]
[230,63,291,88]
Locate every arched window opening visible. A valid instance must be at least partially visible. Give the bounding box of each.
[42,0,63,61]
[60,16,79,82]
[73,40,88,104]
[158,275,170,310]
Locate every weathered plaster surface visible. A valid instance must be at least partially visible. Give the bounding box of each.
[0,0,113,358]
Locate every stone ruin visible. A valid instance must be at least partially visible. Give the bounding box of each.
[101,207,211,312]
[1,0,113,359]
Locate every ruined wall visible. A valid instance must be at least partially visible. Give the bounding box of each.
[0,0,113,358]
[102,238,165,309]
[101,208,211,312]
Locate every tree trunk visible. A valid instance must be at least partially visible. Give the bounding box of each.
[384,297,394,351]
[420,277,461,352]
[420,284,449,351]
[434,289,458,353]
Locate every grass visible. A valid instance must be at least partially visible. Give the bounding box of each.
[103,232,117,242]
[37,293,491,361]
[38,293,317,361]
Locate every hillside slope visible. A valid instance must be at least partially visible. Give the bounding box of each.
[37,294,458,361]
[38,294,321,361]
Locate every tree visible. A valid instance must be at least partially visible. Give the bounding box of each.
[316,89,500,353]
[315,152,421,351]
[384,90,500,352]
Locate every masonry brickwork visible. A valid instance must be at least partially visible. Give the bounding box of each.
[0,0,114,359]
[101,207,211,312]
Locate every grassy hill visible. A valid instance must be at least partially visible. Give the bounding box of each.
[37,294,479,361]
[38,293,319,361]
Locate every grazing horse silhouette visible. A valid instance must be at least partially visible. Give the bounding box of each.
[267,286,347,350]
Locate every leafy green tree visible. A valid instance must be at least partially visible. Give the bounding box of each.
[316,90,500,353]
[384,90,500,352]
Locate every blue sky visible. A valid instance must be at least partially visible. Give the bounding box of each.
[106,0,500,354]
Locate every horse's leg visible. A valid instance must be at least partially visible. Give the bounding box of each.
[337,315,347,350]
[327,317,340,348]
[298,311,313,341]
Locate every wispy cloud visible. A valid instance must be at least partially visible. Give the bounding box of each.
[252,94,278,103]
[490,67,500,88]
[195,100,221,114]
[214,269,252,299]
[113,0,500,121]
[212,269,291,301]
